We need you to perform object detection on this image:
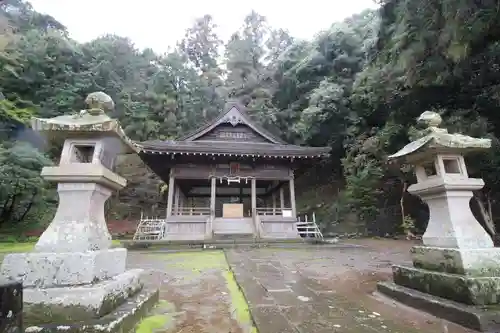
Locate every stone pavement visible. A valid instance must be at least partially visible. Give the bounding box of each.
[226,246,477,333]
[122,242,477,332]
[128,250,256,333]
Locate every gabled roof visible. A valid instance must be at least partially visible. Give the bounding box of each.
[177,101,286,144]
[136,101,331,159]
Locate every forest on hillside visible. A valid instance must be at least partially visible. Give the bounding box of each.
[1,0,500,238]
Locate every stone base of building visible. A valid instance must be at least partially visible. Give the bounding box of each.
[377,281,500,332]
[23,287,159,333]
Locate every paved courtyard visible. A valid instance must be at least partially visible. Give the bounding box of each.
[129,239,476,333]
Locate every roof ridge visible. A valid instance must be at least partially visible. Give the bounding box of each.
[176,101,286,144]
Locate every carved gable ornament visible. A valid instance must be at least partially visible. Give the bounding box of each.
[221,107,244,127]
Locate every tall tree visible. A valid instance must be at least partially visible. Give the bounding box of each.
[178,15,225,120]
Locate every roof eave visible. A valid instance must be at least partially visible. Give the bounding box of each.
[138,149,329,159]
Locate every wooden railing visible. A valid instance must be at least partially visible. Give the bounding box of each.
[256,207,290,216]
[174,207,211,216]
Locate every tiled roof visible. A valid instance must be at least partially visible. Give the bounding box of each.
[138,139,330,158]
[137,101,330,159]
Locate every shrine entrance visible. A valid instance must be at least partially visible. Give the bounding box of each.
[170,174,294,236]
[136,101,330,240]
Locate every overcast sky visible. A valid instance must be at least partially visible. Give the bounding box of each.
[28,0,379,54]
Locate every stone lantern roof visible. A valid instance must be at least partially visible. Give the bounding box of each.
[30,91,139,153]
[388,111,491,164]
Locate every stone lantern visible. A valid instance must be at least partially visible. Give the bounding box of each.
[0,92,158,332]
[378,111,500,332]
[390,111,493,249]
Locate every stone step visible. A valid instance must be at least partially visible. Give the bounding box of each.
[376,281,500,332]
[120,238,352,252]
[212,233,255,241]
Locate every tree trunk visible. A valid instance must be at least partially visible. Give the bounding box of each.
[400,180,414,240]
[16,189,38,223]
[474,193,496,237]
[1,193,18,224]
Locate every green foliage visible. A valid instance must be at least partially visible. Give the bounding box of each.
[0,141,54,226]
[3,0,500,236]
[343,160,384,222]
[401,215,416,235]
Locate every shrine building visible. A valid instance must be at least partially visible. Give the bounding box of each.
[135,102,330,240]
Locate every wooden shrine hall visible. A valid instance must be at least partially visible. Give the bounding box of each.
[136,102,330,241]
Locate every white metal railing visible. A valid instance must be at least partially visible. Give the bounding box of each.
[296,212,323,240]
[133,216,166,241]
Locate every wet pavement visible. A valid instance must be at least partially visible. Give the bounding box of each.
[225,246,475,333]
[128,250,255,333]
[126,240,476,333]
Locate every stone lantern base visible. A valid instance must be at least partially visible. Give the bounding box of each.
[0,166,159,332]
[1,252,159,333]
[378,246,500,332]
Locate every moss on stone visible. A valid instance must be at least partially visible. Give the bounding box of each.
[158,250,228,272]
[24,303,98,325]
[24,284,142,326]
[410,246,500,277]
[140,250,258,332]
[393,265,500,305]
[135,315,170,333]
[134,299,175,333]
[224,269,258,333]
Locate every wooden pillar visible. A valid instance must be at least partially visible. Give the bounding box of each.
[166,172,175,217]
[272,192,276,214]
[280,186,285,209]
[289,177,296,218]
[210,177,216,218]
[251,178,257,215]
[174,185,180,215]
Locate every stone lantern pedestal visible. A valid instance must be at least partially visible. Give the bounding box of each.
[377,111,500,332]
[0,92,158,332]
